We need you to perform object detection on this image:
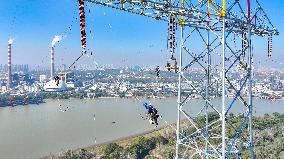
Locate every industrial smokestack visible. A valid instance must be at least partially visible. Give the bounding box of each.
[50,35,63,78]
[7,39,13,88]
[51,46,55,78]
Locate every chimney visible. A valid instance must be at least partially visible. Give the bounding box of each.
[51,46,55,78]
[50,35,63,78]
[7,43,12,88]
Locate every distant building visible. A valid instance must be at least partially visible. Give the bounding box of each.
[44,72,80,92]
[58,72,82,88]
[11,72,33,87]
[39,75,47,83]
[0,86,8,92]
[44,79,67,92]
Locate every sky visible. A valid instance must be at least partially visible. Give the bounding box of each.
[0,0,283,69]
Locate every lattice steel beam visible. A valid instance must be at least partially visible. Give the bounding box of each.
[84,0,278,158]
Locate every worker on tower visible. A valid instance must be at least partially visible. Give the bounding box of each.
[166,61,171,71]
[143,102,153,115]
[151,107,159,126]
[165,58,179,73]
[155,66,160,77]
[54,76,60,86]
[143,102,160,126]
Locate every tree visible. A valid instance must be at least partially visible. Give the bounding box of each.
[102,143,124,159]
[127,137,156,159]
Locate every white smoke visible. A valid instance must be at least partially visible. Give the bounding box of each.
[51,35,64,47]
[8,38,14,44]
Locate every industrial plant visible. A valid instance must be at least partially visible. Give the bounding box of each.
[0,35,79,95]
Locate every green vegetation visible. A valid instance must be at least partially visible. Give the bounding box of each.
[51,113,284,159]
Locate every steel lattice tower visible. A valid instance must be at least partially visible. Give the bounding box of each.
[85,0,278,158]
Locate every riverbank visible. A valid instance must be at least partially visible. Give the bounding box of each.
[0,97,44,107]
[45,113,284,159]
[42,123,174,159]
[2,91,283,108]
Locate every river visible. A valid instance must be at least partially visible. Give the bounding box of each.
[0,98,283,159]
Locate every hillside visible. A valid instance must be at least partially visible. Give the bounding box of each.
[47,112,284,159]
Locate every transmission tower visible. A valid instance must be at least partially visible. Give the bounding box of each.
[84,0,278,158]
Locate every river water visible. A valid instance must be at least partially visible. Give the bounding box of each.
[0,98,283,159]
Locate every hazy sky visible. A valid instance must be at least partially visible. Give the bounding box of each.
[0,0,283,68]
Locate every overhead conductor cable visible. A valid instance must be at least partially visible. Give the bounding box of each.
[79,0,87,51]
[69,0,87,69]
[268,34,272,57]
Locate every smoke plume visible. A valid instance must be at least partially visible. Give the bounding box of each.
[51,35,63,47]
[8,39,14,44]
